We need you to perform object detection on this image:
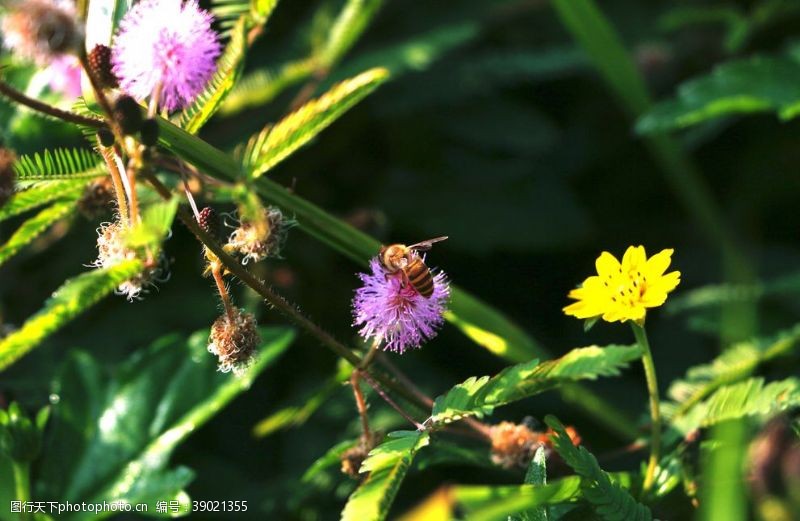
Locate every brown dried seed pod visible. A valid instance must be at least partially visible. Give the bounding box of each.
[207,309,260,376]
[87,44,119,89]
[489,421,543,469]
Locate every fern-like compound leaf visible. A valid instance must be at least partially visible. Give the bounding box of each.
[13,148,104,181]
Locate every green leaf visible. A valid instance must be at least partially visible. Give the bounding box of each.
[671,377,800,435]
[341,431,429,521]
[0,201,75,267]
[453,477,587,521]
[301,438,358,484]
[518,446,549,521]
[545,416,652,521]
[154,116,639,440]
[319,0,383,68]
[665,324,800,420]
[12,148,105,181]
[241,68,389,178]
[0,260,143,372]
[39,327,294,519]
[430,345,642,425]
[177,17,247,134]
[637,55,800,134]
[220,57,318,115]
[0,179,86,222]
[124,198,178,250]
[253,362,348,438]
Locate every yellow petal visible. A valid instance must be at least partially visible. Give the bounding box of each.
[651,270,681,293]
[622,245,646,272]
[595,252,621,278]
[645,249,674,278]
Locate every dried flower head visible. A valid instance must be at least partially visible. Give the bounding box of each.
[207,309,260,376]
[564,245,681,324]
[0,148,17,209]
[340,432,382,479]
[87,44,119,89]
[353,258,449,354]
[489,421,543,469]
[93,221,160,300]
[227,207,290,264]
[0,0,82,64]
[111,0,222,112]
[489,421,582,469]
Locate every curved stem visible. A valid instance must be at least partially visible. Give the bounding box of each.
[350,371,372,440]
[632,322,661,494]
[12,461,31,521]
[0,80,105,129]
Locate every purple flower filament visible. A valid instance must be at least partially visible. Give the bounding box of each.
[353,258,449,354]
[111,0,221,112]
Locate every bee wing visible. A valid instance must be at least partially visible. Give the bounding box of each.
[408,236,448,252]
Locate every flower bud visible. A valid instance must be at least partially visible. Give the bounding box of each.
[0,402,49,463]
[139,118,159,147]
[113,95,143,136]
[87,44,119,89]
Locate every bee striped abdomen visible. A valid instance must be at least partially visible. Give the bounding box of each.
[406,257,434,297]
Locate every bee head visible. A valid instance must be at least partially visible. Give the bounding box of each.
[379,244,409,273]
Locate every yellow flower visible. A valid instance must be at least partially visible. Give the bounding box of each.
[564,246,680,324]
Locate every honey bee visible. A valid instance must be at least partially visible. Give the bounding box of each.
[379,237,448,298]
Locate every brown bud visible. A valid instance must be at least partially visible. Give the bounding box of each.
[113,96,143,135]
[489,421,543,469]
[87,44,118,89]
[198,207,220,241]
[340,432,382,479]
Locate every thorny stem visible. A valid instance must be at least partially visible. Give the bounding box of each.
[350,371,372,441]
[212,265,237,321]
[359,370,425,430]
[359,336,382,369]
[632,322,661,494]
[0,79,105,129]
[143,169,430,415]
[96,140,130,226]
[378,352,493,440]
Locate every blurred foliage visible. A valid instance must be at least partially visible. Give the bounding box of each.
[2,0,800,520]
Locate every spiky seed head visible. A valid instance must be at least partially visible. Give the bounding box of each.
[93,221,161,300]
[207,309,260,376]
[87,44,119,89]
[227,207,290,264]
[139,118,159,147]
[113,95,143,135]
[0,0,82,64]
[0,148,18,209]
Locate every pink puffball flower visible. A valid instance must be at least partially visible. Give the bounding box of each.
[111,0,221,112]
[353,258,450,354]
[43,55,82,100]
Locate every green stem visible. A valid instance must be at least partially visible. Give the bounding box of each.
[631,322,660,494]
[12,460,31,520]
